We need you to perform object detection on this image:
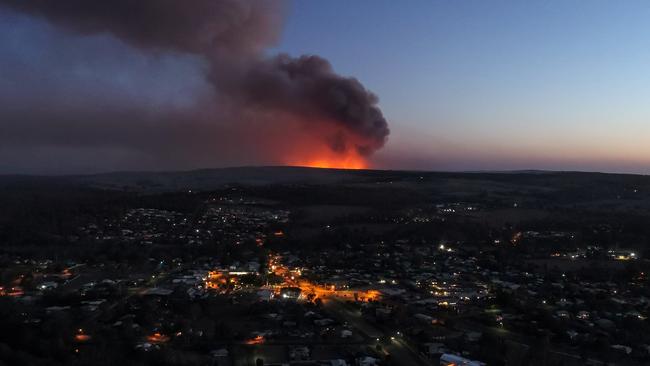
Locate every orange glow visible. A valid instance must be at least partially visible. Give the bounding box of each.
[7,286,24,297]
[297,159,367,169]
[206,271,226,289]
[286,150,368,170]
[147,333,170,344]
[245,335,265,345]
[291,158,367,170]
[75,334,91,342]
[75,328,91,342]
[267,255,381,303]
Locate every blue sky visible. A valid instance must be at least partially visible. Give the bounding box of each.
[276,1,650,172]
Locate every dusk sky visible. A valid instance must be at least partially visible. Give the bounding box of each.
[1,1,649,174]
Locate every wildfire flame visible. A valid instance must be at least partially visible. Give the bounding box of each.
[286,151,368,170]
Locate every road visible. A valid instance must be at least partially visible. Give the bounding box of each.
[267,254,431,365]
[324,299,432,366]
[456,319,605,365]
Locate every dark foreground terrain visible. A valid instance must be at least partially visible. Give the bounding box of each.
[1,167,650,366]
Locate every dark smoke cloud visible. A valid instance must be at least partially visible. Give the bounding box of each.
[238,54,389,155]
[0,0,281,55]
[0,0,389,173]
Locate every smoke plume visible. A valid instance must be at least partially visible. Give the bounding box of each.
[0,0,389,172]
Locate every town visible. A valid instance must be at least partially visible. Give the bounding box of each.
[1,168,650,365]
